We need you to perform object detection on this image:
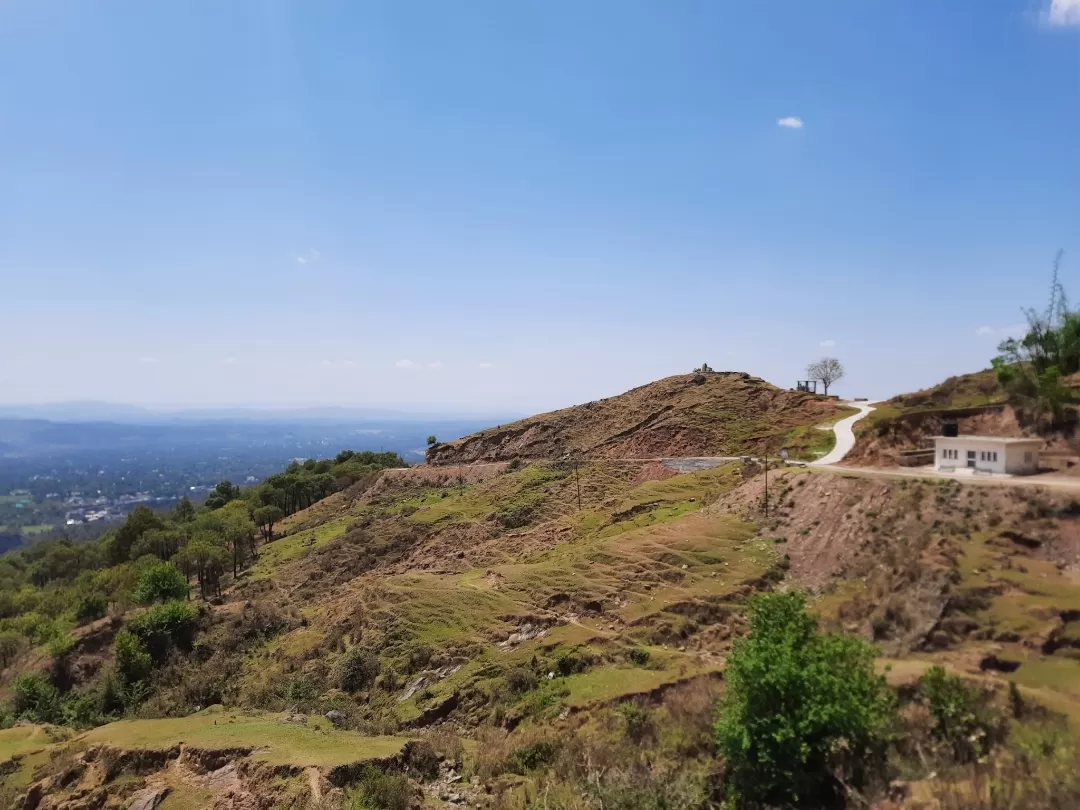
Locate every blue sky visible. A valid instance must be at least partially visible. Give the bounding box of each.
[1,0,1078,413]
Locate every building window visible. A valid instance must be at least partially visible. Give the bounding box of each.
[992,451,998,462]
[1025,451,1033,463]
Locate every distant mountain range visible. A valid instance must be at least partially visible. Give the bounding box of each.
[0,401,522,425]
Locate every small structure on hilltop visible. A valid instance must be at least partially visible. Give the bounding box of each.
[933,434,1041,475]
[796,380,818,393]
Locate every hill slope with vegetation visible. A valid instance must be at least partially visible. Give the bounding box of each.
[3,377,1080,808]
[427,371,849,465]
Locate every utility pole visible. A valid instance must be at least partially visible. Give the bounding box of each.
[763,448,769,518]
[573,452,582,511]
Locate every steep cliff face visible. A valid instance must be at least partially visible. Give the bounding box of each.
[427,372,846,465]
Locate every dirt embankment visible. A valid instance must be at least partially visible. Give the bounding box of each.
[428,372,845,465]
[847,406,1030,466]
[848,404,1080,468]
[714,469,1080,657]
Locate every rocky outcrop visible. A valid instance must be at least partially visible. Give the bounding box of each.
[128,787,170,810]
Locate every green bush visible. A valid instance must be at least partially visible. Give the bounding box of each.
[920,665,999,762]
[0,631,23,667]
[338,648,381,692]
[99,668,146,716]
[75,594,108,625]
[60,692,103,729]
[714,591,896,807]
[618,702,652,742]
[132,563,189,604]
[127,601,199,661]
[555,651,588,676]
[508,739,560,774]
[281,677,317,704]
[504,666,538,694]
[12,673,62,724]
[627,647,651,666]
[113,630,152,687]
[47,632,77,690]
[347,765,411,810]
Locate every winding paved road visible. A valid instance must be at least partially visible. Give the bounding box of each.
[811,400,879,466]
[422,398,1080,490]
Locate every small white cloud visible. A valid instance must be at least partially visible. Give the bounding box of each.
[138,357,159,365]
[296,256,308,264]
[777,116,804,129]
[342,360,355,367]
[819,339,836,348]
[975,326,995,336]
[395,359,415,368]
[321,359,332,367]
[296,248,320,265]
[224,357,240,365]
[428,361,443,368]
[478,362,493,369]
[1048,0,1080,25]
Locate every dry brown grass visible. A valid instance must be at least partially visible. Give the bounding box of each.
[930,722,1080,810]
[428,372,846,465]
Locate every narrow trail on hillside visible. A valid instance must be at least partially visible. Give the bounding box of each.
[812,400,879,466]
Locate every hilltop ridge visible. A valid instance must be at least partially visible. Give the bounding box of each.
[427,371,847,465]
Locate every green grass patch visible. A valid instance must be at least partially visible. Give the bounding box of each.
[1011,658,1080,699]
[0,724,66,762]
[249,511,363,579]
[560,661,714,706]
[80,708,410,767]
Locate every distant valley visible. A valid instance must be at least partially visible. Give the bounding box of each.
[0,414,507,550]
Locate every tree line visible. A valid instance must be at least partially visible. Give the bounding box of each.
[992,251,1076,426]
[0,449,405,618]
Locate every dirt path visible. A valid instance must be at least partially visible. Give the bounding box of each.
[811,400,878,466]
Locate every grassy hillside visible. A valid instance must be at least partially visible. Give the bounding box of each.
[5,376,1080,807]
[427,371,848,465]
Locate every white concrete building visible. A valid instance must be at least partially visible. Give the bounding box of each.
[933,435,1041,475]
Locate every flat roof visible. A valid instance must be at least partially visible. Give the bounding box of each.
[931,435,1042,445]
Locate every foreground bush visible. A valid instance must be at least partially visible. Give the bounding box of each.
[920,664,1002,763]
[346,765,411,810]
[714,591,895,807]
[11,672,62,724]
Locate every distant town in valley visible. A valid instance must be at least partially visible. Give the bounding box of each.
[0,414,503,551]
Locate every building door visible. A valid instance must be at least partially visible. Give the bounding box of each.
[967,451,976,468]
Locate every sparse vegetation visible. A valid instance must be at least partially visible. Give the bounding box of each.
[920,665,1001,763]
